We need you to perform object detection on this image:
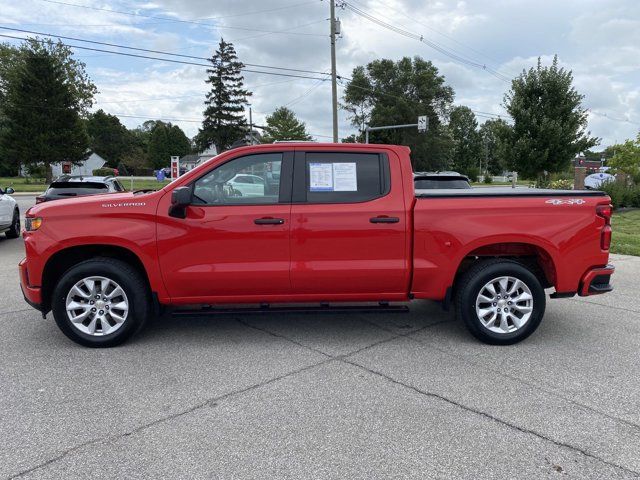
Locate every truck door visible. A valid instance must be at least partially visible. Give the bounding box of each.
[157,151,293,301]
[290,150,409,297]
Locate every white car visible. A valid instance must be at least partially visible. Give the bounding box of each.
[584,172,615,190]
[227,174,265,197]
[0,186,20,239]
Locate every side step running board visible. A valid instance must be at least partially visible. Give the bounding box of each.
[172,303,409,317]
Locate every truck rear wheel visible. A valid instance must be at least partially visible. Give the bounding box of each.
[455,259,546,345]
[51,258,151,347]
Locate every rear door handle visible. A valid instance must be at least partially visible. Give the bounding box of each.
[370,216,400,224]
[254,217,285,225]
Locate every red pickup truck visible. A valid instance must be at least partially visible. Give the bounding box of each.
[20,143,614,347]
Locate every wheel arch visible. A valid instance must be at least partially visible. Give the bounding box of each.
[453,241,558,291]
[41,244,152,312]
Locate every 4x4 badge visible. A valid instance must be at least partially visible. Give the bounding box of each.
[545,199,586,205]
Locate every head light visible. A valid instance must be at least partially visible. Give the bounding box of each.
[25,217,43,231]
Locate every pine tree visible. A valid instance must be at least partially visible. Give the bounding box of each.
[1,40,91,182]
[261,106,312,143]
[195,39,251,152]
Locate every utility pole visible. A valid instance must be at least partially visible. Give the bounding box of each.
[329,0,339,143]
[248,104,254,144]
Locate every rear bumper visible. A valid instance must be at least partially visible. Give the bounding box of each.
[579,264,615,296]
[19,258,43,311]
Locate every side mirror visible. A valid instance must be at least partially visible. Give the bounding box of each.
[169,186,192,219]
[4,187,14,195]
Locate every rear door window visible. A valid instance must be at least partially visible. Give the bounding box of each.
[294,152,389,204]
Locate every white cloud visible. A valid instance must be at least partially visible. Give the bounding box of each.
[2,0,639,145]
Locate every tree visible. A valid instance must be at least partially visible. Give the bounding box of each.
[448,106,482,179]
[479,118,512,175]
[86,110,133,167]
[607,134,640,182]
[147,121,191,169]
[0,39,94,182]
[195,39,251,152]
[342,57,455,171]
[261,106,311,143]
[503,56,598,179]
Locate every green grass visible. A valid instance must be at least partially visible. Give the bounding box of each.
[117,178,171,191]
[611,209,640,256]
[0,177,170,192]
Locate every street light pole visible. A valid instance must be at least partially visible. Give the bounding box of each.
[329,0,339,143]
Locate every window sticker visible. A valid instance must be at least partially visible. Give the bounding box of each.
[332,162,357,191]
[309,162,358,192]
[309,163,334,191]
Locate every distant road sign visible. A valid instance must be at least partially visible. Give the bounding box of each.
[418,115,428,133]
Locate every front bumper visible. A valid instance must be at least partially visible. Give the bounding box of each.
[579,264,615,296]
[19,258,43,311]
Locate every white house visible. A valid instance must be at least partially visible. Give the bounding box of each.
[20,152,108,178]
[179,145,218,172]
[52,153,107,177]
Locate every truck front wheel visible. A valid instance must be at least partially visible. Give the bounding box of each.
[455,259,546,345]
[51,258,151,347]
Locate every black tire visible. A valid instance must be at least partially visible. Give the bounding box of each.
[51,257,151,347]
[5,208,20,238]
[455,259,546,345]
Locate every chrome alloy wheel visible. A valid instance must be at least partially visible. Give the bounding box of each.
[475,276,533,334]
[65,276,129,336]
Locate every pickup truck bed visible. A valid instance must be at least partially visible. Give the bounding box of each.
[416,187,607,197]
[20,143,614,347]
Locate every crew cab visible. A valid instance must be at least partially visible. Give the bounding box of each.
[19,143,615,347]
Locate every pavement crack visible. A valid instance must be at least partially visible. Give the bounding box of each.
[235,318,332,358]
[343,358,640,478]
[568,298,640,315]
[399,333,640,432]
[0,308,39,318]
[7,357,333,479]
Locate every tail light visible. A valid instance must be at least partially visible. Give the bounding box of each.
[35,196,45,204]
[596,204,612,250]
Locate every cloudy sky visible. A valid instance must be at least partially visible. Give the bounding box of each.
[1,0,639,148]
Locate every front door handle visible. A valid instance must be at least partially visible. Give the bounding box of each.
[370,216,400,224]
[254,217,285,225]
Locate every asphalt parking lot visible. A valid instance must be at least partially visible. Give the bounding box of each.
[1,196,639,479]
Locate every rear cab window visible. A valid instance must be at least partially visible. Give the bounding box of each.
[47,182,109,197]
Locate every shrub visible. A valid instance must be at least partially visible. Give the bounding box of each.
[550,179,573,190]
[483,175,493,184]
[599,181,640,208]
[465,167,479,183]
[93,167,117,176]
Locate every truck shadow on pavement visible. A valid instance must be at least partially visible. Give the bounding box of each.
[133,300,466,352]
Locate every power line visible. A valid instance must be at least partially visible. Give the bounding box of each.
[589,110,640,127]
[339,1,511,83]
[358,0,509,74]
[0,32,330,81]
[0,26,331,76]
[36,0,326,37]
[92,79,302,106]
